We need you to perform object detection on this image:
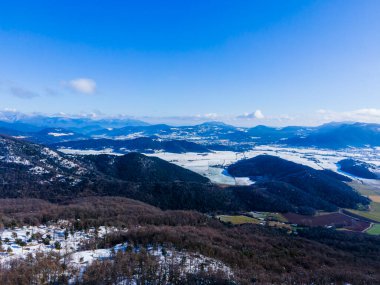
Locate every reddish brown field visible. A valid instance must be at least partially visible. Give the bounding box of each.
[284,212,370,232]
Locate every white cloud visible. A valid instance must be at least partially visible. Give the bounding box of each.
[67,78,96,94]
[238,109,265,119]
[196,113,219,119]
[254,110,265,119]
[352,108,380,118]
[316,108,380,123]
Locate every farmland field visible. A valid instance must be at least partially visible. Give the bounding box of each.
[369,195,380,203]
[346,202,380,223]
[247,211,288,222]
[283,212,370,232]
[217,215,260,225]
[347,181,380,196]
[345,180,380,223]
[366,224,380,235]
[216,214,292,231]
[265,212,288,223]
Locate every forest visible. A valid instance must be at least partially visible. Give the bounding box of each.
[0,197,379,284]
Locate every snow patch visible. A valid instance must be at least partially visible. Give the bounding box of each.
[48,132,74,137]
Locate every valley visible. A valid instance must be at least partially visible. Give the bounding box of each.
[0,118,379,284]
[3,2,380,283]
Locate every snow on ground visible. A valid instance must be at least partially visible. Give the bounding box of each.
[70,248,112,266]
[0,222,233,279]
[151,247,234,277]
[235,177,255,185]
[29,166,50,175]
[145,146,380,185]
[56,145,379,186]
[0,222,122,265]
[114,132,145,140]
[48,132,74,137]
[70,245,233,278]
[2,155,31,166]
[58,148,123,156]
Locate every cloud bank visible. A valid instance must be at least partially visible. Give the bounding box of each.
[317,108,380,123]
[1,107,379,127]
[67,78,96,94]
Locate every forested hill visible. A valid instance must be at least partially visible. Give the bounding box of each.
[83,152,209,183]
[338,158,379,179]
[227,155,370,214]
[0,135,370,214]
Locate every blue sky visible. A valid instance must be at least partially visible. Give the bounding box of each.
[0,0,379,126]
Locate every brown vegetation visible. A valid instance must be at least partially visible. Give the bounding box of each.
[0,197,379,284]
[0,250,233,285]
[284,212,371,232]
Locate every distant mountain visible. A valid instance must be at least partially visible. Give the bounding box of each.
[0,127,90,144]
[338,159,379,179]
[1,113,379,149]
[25,128,89,144]
[90,121,241,140]
[0,121,42,133]
[51,137,212,153]
[227,155,369,213]
[90,124,173,138]
[246,125,311,143]
[0,126,26,137]
[286,122,380,148]
[0,112,150,133]
[246,123,380,148]
[90,122,380,148]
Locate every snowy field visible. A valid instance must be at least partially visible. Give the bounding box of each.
[59,145,380,186]
[0,221,233,279]
[145,146,380,185]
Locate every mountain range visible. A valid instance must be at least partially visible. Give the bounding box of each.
[51,137,213,154]
[0,113,379,150]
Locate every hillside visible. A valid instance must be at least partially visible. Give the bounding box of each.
[338,158,379,179]
[227,155,369,213]
[0,134,212,202]
[0,134,91,197]
[0,135,268,212]
[1,197,380,284]
[0,135,372,214]
[26,128,88,144]
[84,152,209,183]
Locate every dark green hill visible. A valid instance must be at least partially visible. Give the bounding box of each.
[83,152,209,183]
[338,159,379,179]
[227,155,369,212]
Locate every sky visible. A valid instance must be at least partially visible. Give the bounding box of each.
[0,0,379,126]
